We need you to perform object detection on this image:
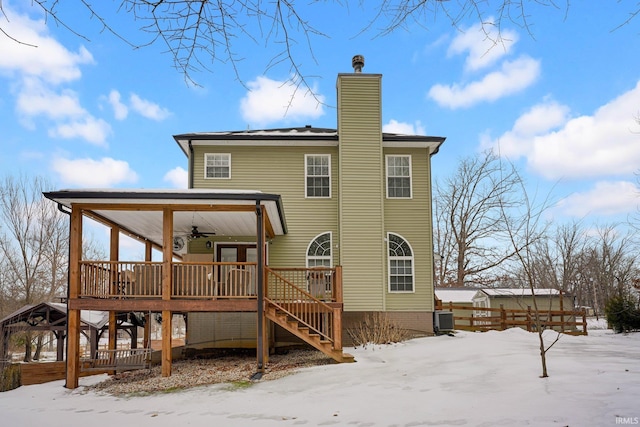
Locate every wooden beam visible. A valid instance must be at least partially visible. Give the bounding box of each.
[69,206,83,299]
[108,226,119,356]
[69,298,259,312]
[65,309,81,389]
[161,310,172,377]
[161,209,173,377]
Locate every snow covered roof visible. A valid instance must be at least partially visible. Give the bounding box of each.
[435,288,478,303]
[173,126,445,155]
[1,302,111,330]
[476,288,565,298]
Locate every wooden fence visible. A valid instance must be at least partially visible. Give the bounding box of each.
[435,302,588,335]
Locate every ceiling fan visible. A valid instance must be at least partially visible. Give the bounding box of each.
[172,226,215,252]
[189,225,215,239]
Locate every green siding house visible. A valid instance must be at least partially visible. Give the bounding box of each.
[174,57,445,342]
[44,56,445,388]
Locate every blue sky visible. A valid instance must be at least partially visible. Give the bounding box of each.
[1,1,639,238]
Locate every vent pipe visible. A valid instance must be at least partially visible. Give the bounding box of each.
[352,55,364,73]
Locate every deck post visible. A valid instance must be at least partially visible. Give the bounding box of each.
[161,310,172,377]
[65,205,82,389]
[334,266,343,303]
[333,307,342,351]
[161,208,173,377]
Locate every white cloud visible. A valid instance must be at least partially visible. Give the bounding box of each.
[481,99,571,158]
[428,56,540,109]
[240,76,325,125]
[16,79,86,119]
[555,181,639,218]
[448,22,519,72]
[163,167,188,189]
[383,120,426,135]
[51,157,138,187]
[16,78,112,145]
[129,94,171,121]
[484,81,640,179]
[0,6,93,84]
[49,117,112,145]
[108,90,128,120]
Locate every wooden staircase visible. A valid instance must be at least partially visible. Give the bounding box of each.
[265,303,354,363]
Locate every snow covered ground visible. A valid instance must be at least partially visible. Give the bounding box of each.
[2,327,638,427]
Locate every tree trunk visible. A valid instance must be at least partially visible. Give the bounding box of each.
[23,332,32,363]
[538,330,548,378]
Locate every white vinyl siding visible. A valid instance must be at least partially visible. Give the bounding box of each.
[305,154,331,198]
[386,155,412,198]
[204,153,231,179]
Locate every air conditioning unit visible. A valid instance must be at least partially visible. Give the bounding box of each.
[434,311,455,334]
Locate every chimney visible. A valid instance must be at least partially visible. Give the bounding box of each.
[352,55,364,73]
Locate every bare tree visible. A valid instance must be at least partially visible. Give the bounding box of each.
[530,221,587,293]
[497,169,557,378]
[2,1,637,91]
[580,225,638,318]
[0,174,69,361]
[434,150,524,287]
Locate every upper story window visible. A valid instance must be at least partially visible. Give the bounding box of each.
[306,232,332,267]
[386,155,412,198]
[205,153,231,179]
[387,232,414,292]
[305,154,331,198]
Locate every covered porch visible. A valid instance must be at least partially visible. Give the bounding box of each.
[43,189,349,390]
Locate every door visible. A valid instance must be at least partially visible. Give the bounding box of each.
[216,244,258,295]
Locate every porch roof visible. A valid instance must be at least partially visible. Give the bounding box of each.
[43,189,287,251]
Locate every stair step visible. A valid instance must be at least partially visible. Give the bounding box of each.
[340,353,355,363]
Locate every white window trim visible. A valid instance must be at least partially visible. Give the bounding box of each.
[305,154,332,199]
[385,154,413,199]
[204,153,231,179]
[387,232,415,293]
[306,231,333,267]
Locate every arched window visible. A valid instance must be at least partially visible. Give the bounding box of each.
[387,233,414,292]
[306,232,332,267]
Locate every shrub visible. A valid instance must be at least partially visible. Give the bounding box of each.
[347,312,410,347]
[605,295,640,333]
[1,362,21,392]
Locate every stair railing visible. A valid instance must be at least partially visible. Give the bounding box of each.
[265,267,337,344]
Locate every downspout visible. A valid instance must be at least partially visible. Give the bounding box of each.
[57,203,72,386]
[188,140,194,189]
[252,200,265,379]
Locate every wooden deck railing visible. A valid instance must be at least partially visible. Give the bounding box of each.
[265,267,341,344]
[435,302,588,335]
[266,267,339,302]
[79,261,257,299]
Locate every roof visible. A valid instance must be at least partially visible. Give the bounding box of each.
[475,288,566,298]
[43,188,287,251]
[435,288,479,303]
[173,126,445,156]
[1,302,110,330]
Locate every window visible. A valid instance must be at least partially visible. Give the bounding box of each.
[386,155,412,198]
[388,233,414,292]
[306,232,332,267]
[205,153,231,179]
[305,154,331,198]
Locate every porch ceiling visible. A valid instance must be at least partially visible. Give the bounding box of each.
[43,189,287,250]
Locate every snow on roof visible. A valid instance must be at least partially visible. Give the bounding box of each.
[435,288,478,303]
[478,288,563,297]
[49,302,110,329]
